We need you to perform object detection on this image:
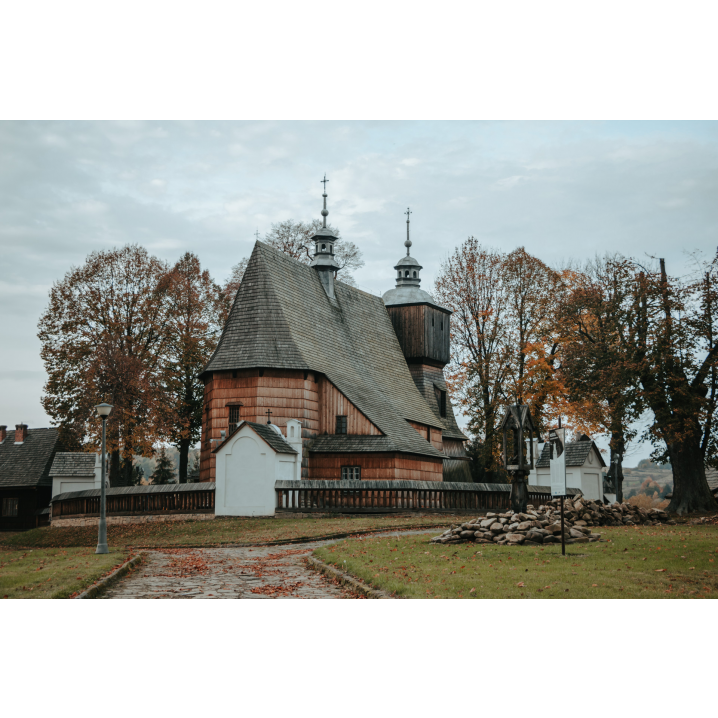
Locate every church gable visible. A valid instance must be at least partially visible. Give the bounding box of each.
[319,378,382,436]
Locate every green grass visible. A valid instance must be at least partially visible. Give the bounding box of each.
[0,548,134,599]
[0,514,467,550]
[314,525,718,598]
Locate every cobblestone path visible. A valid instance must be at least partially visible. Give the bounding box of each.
[102,541,354,599]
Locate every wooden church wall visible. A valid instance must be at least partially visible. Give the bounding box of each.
[386,304,450,365]
[406,420,443,453]
[200,368,320,482]
[318,378,382,436]
[309,452,443,481]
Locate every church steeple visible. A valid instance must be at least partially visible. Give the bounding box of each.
[393,207,422,288]
[310,173,340,299]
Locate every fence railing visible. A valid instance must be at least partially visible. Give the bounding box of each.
[275,481,580,514]
[51,483,216,519]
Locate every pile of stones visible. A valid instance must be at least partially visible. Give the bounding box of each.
[431,496,676,546]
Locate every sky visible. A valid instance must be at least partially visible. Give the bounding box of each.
[1,120,717,465]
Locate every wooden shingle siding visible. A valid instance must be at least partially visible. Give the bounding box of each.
[386,304,450,366]
[320,378,382,436]
[309,452,442,482]
[200,368,319,481]
[407,420,443,453]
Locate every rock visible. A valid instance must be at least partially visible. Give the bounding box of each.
[525,531,544,543]
[460,530,476,539]
[573,537,589,543]
[542,535,558,543]
[490,522,504,532]
[508,522,520,531]
[574,520,587,527]
[517,521,533,531]
[480,518,495,529]
[505,533,525,544]
[523,540,542,546]
[486,512,498,518]
[569,528,585,539]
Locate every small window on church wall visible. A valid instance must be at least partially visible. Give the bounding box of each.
[413,271,417,278]
[405,270,409,277]
[228,406,241,435]
[290,425,295,438]
[336,416,348,434]
[435,387,447,418]
[342,466,360,480]
[322,244,326,251]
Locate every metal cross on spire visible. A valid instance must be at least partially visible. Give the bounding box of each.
[255,229,260,241]
[320,174,329,228]
[404,207,412,255]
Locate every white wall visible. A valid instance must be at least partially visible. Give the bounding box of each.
[214,423,299,516]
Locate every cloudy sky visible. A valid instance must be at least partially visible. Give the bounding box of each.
[2,120,717,463]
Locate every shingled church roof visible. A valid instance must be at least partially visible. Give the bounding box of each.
[535,439,606,469]
[203,241,446,459]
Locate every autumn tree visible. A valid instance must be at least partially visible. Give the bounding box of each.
[557,255,643,502]
[159,252,225,482]
[625,256,718,513]
[38,244,172,486]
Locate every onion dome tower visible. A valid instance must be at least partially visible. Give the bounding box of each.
[310,174,341,299]
[382,208,450,367]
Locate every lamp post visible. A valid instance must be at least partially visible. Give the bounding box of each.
[500,404,536,513]
[94,403,113,554]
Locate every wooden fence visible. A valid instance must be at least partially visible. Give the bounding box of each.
[51,483,216,519]
[275,480,580,514]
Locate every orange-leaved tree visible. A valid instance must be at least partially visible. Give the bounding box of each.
[38,244,172,485]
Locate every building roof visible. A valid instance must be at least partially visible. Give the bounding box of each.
[408,364,466,441]
[382,285,450,311]
[535,439,606,469]
[53,482,216,502]
[203,242,446,460]
[0,428,61,488]
[213,420,298,455]
[50,452,96,478]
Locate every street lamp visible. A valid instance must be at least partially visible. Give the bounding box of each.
[500,404,536,513]
[94,403,113,554]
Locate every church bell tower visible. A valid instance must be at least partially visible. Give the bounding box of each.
[382,208,450,367]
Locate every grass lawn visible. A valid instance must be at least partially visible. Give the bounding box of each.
[0,514,467,550]
[0,548,134,599]
[314,524,718,598]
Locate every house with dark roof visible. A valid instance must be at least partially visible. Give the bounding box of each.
[528,434,606,501]
[199,188,469,497]
[49,452,103,498]
[0,424,63,530]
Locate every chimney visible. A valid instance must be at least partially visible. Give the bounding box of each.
[0,426,6,443]
[15,424,28,444]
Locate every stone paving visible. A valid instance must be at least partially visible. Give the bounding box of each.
[102,540,354,599]
[102,529,435,600]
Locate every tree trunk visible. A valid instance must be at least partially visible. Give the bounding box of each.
[109,450,121,487]
[178,437,190,483]
[666,439,717,514]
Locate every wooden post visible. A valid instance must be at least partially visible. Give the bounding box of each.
[560,496,566,557]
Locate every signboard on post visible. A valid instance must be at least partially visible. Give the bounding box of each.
[549,428,566,498]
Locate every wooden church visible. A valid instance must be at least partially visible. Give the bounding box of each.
[199,185,469,510]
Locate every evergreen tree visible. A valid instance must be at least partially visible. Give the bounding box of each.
[150,447,175,485]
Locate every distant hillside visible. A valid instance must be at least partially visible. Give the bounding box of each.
[623,459,673,498]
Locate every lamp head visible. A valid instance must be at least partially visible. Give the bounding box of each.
[95,403,113,418]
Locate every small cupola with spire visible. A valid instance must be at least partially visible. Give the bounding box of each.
[382,208,451,367]
[310,174,341,299]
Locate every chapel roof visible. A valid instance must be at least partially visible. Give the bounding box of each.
[0,428,61,488]
[535,439,606,469]
[50,452,96,478]
[203,241,446,460]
